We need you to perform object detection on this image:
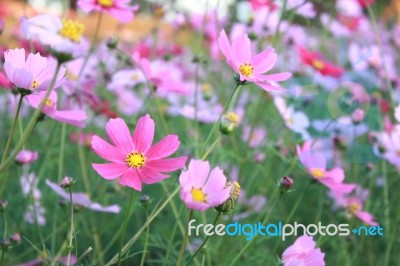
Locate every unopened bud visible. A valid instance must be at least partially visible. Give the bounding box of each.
[219,112,240,135]
[201,83,212,100]
[248,32,258,40]
[0,200,8,213]
[280,176,294,192]
[10,233,21,244]
[351,108,365,124]
[215,198,234,214]
[140,195,151,208]
[106,37,118,50]
[60,177,74,189]
[0,239,10,250]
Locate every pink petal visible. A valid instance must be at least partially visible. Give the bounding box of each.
[52,110,87,128]
[145,134,180,160]
[251,48,277,74]
[232,33,251,64]
[106,118,134,154]
[218,29,232,61]
[255,81,286,92]
[146,156,187,172]
[138,166,169,184]
[118,168,142,191]
[254,72,292,82]
[92,163,128,180]
[91,135,126,163]
[132,114,155,153]
[324,168,345,183]
[185,159,210,188]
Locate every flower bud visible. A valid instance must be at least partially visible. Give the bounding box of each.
[215,198,234,214]
[106,37,119,50]
[0,200,8,213]
[280,176,294,192]
[219,112,240,135]
[10,233,21,244]
[248,32,258,41]
[201,83,212,100]
[351,108,365,124]
[60,177,74,189]
[140,195,151,208]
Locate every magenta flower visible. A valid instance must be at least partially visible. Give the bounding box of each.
[345,197,378,226]
[179,159,231,211]
[26,91,87,128]
[218,29,291,91]
[91,115,187,191]
[297,142,356,193]
[3,48,65,93]
[282,235,325,266]
[78,0,139,23]
[16,150,39,165]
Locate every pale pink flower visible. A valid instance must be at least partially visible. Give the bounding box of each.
[3,48,65,93]
[16,150,39,165]
[91,115,187,191]
[242,126,267,148]
[179,159,231,211]
[297,142,356,193]
[218,29,291,91]
[375,125,400,170]
[282,235,325,266]
[26,91,87,128]
[20,14,88,57]
[78,0,139,23]
[46,179,121,213]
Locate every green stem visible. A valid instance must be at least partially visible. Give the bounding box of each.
[176,209,194,266]
[66,187,75,266]
[185,213,221,266]
[201,136,221,161]
[117,189,135,266]
[58,123,67,180]
[140,209,150,266]
[200,84,241,156]
[1,94,24,164]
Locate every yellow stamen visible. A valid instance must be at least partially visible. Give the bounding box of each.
[131,73,139,81]
[191,188,207,203]
[239,63,254,78]
[312,59,325,70]
[231,181,241,199]
[348,202,361,214]
[97,0,113,7]
[201,83,212,93]
[32,80,39,89]
[125,152,146,168]
[311,168,325,179]
[44,98,54,107]
[59,19,85,43]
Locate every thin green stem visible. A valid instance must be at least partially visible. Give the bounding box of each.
[1,94,24,164]
[66,187,75,266]
[117,189,135,266]
[201,136,221,161]
[58,123,67,180]
[200,84,241,156]
[185,213,222,266]
[177,209,194,266]
[140,209,150,266]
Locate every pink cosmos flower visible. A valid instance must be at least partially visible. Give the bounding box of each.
[298,46,344,77]
[16,150,39,165]
[91,115,187,191]
[3,48,65,93]
[297,142,356,193]
[20,14,89,57]
[218,29,291,91]
[376,125,400,170]
[179,159,231,211]
[26,91,87,128]
[78,0,139,23]
[282,235,325,266]
[46,179,121,213]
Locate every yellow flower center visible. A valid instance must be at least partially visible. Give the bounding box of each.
[44,98,54,107]
[191,188,207,203]
[239,63,254,78]
[131,73,139,81]
[201,83,212,93]
[311,168,325,179]
[32,80,39,89]
[97,0,113,7]
[348,202,361,214]
[312,59,325,70]
[125,152,146,168]
[59,19,85,43]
